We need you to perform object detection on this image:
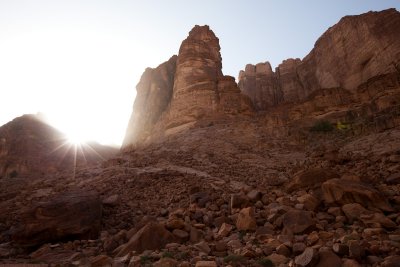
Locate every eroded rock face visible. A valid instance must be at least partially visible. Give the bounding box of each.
[239,8,400,109]
[122,56,177,147]
[321,178,393,212]
[0,114,117,178]
[164,25,252,129]
[238,62,282,110]
[12,190,102,247]
[123,25,252,147]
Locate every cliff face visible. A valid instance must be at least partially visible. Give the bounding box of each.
[122,56,177,146]
[123,9,400,148]
[123,26,252,147]
[239,8,400,109]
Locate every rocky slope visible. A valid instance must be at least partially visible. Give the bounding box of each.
[0,114,118,178]
[1,8,400,267]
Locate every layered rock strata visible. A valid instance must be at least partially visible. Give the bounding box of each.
[123,26,252,147]
[239,8,400,109]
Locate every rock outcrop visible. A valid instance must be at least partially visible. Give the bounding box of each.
[239,8,400,108]
[122,56,177,146]
[12,190,102,247]
[0,114,118,178]
[123,25,252,147]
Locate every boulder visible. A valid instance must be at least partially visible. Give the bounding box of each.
[322,178,393,211]
[282,210,315,234]
[115,221,175,256]
[316,250,342,267]
[236,207,257,231]
[12,190,102,247]
[287,168,339,192]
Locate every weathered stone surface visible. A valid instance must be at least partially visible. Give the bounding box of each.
[322,178,393,211]
[295,247,319,267]
[115,221,175,256]
[165,25,252,130]
[236,207,257,231]
[122,55,177,147]
[122,25,252,147]
[315,250,342,267]
[12,190,102,247]
[282,210,315,234]
[238,62,282,110]
[239,9,400,110]
[195,261,217,267]
[287,168,339,192]
[0,114,117,178]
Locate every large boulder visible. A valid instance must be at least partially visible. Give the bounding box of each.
[321,178,393,211]
[282,210,315,234]
[115,221,175,256]
[12,190,102,247]
[287,168,339,192]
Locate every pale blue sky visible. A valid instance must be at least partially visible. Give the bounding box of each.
[0,1,399,145]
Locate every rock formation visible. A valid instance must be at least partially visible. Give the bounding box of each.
[0,114,117,178]
[123,25,252,147]
[123,56,177,146]
[239,8,400,108]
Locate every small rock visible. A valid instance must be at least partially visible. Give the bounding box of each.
[236,207,257,231]
[194,241,211,254]
[342,259,362,267]
[102,194,120,206]
[90,255,113,267]
[195,261,217,267]
[293,242,307,255]
[332,243,349,256]
[381,255,400,267]
[153,257,178,267]
[247,190,262,202]
[172,229,189,242]
[217,223,233,238]
[276,244,291,257]
[348,240,364,261]
[316,250,341,267]
[294,247,318,267]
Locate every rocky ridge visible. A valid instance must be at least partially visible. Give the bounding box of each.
[0,114,118,179]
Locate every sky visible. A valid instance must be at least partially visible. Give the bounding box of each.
[1,1,399,146]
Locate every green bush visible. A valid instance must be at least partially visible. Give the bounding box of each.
[310,120,334,132]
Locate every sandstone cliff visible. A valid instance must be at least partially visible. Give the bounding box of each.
[123,26,252,147]
[239,8,400,108]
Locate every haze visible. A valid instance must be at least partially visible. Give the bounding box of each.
[1,0,399,146]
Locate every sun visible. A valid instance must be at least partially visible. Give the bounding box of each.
[66,132,87,145]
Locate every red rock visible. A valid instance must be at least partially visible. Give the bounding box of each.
[315,250,342,267]
[115,221,175,256]
[236,207,257,231]
[287,168,339,192]
[122,56,177,147]
[12,190,102,247]
[0,114,117,178]
[239,9,400,109]
[282,210,315,234]
[322,178,393,211]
